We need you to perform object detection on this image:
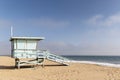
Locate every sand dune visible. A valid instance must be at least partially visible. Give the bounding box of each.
[0,56,120,80]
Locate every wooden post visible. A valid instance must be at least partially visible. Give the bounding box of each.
[15,58,20,69]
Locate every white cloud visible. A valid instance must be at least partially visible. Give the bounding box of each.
[87,14,104,25]
[28,13,120,56]
[30,18,69,29]
[39,41,80,55]
[87,13,120,27]
[38,41,120,55]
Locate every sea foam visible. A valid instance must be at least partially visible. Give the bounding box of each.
[70,60,120,68]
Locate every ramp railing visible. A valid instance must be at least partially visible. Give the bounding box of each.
[37,50,69,66]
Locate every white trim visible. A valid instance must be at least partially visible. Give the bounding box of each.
[10,37,45,41]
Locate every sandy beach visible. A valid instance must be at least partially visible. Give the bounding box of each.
[0,56,120,80]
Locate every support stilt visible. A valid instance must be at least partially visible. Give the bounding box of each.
[15,58,44,69]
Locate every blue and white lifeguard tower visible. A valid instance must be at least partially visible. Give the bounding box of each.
[10,36,68,69]
[10,37,44,58]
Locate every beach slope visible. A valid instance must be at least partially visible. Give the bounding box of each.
[0,56,120,80]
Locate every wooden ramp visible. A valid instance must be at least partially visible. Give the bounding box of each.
[14,50,69,69]
[42,50,69,66]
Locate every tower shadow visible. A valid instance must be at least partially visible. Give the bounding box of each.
[0,65,15,69]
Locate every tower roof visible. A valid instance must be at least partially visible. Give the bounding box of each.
[10,37,45,41]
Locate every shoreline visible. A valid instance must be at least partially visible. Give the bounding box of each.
[70,60,120,68]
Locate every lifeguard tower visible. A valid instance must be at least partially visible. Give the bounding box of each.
[10,36,68,69]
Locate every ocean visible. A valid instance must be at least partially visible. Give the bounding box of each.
[64,55,120,64]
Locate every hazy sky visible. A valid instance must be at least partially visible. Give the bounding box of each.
[1,0,120,55]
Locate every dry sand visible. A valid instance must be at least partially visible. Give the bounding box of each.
[0,56,120,80]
